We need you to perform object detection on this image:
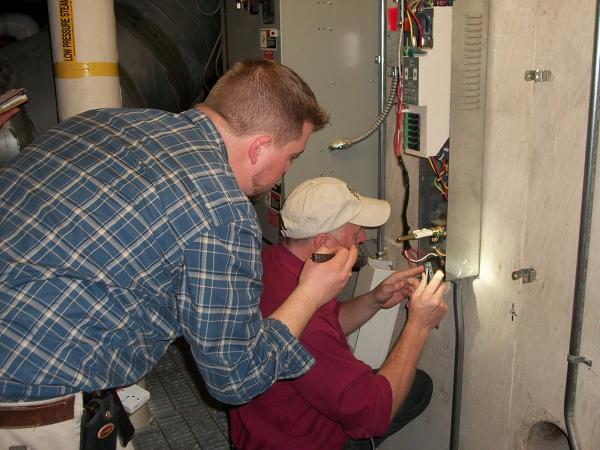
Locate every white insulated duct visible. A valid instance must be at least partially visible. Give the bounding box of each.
[47,0,121,120]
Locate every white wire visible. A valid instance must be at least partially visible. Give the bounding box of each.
[407,252,438,263]
[195,0,223,16]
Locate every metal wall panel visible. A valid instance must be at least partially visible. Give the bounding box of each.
[444,0,489,280]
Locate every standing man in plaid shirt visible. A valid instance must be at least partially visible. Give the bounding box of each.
[0,60,356,449]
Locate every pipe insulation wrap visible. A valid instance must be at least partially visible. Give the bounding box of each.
[47,0,121,120]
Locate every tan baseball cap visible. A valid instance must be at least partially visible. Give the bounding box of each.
[280,177,391,239]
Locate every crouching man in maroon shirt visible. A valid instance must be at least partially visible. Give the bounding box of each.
[229,177,448,450]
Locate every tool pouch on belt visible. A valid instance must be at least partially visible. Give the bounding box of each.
[80,390,135,450]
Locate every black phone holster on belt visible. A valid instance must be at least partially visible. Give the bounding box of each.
[80,390,135,450]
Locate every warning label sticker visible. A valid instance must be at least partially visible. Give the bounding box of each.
[259,28,278,50]
[58,0,76,62]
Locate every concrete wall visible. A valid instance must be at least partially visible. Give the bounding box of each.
[381,1,600,449]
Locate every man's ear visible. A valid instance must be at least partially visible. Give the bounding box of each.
[248,135,272,165]
[313,233,329,249]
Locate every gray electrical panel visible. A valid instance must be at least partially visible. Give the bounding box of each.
[444,0,488,280]
[399,2,487,281]
[224,0,381,243]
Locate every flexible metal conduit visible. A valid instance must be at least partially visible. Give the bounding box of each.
[328,0,397,257]
[328,67,399,153]
[564,1,600,448]
[450,279,465,450]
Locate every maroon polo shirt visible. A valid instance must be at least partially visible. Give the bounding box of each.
[229,244,392,450]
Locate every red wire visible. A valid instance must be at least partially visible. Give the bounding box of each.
[429,157,442,178]
[406,5,423,46]
[429,157,449,199]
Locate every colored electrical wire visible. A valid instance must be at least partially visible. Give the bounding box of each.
[433,178,446,195]
[433,247,447,257]
[407,1,423,47]
[406,8,416,47]
[428,156,448,199]
[406,252,439,263]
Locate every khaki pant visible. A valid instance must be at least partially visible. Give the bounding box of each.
[0,393,134,450]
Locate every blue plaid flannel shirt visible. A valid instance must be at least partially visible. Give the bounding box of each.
[0,108,314,403]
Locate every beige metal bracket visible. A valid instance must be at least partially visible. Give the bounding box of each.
[524,69,552,82]
[511,268,536,283]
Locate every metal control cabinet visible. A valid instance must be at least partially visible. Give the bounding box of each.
[224,1,381,243]
[403,2,488,281]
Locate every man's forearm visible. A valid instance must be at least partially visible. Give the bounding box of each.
[268,287,319,337]
[377,322,430,420]
[337,292,380,335]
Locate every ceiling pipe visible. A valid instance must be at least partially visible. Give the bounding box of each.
[47,0,121,120]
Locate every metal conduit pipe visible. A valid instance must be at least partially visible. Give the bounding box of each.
[376,0,387,258]
[450,279,465,450]
[564,1,600,448]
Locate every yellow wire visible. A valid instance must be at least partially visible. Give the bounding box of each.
[433,247,447,257]
[429,158,448,194]
[407,11,415,47]
[427,157,438,175]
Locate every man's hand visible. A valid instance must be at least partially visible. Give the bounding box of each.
[406,270,448,330]
[371,266,424,310]
[269,246,357,338]
[297,245,358,309]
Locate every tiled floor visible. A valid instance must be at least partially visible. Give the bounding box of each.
[133,339,231,450]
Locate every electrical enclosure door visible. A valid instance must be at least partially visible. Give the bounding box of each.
[224,1,380,243]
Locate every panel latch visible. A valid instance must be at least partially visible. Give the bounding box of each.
[524,69,551,82]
